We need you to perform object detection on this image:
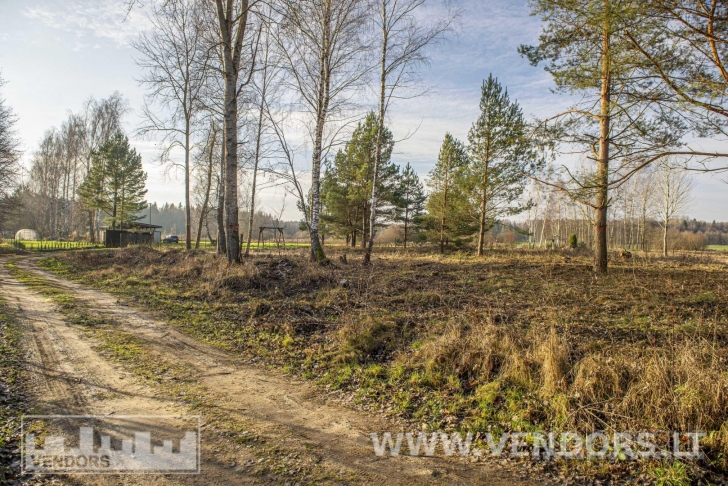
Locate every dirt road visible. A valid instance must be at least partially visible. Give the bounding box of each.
[0,256,533,485]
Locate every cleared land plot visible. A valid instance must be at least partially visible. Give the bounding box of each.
[40,247,728,483]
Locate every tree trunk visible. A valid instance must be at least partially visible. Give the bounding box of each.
[89,211,95,243]
[215,0,249,264]
[112,194,118,230]
[663,198,670,257]
[217,129,227,256]
[403,205,409,248]
[361,204,368,249]
[364,2,388,264]
[477,157,489,257]
[309,105,326,262]
[308,3,332,263]
[439,169,449,255]
[594,2,611,276]
[196,127,217,250]
[244,168,257,257]
[223,65,240,263]
[245,74,267,258]
[185,120,192,250]
[477,195,487,256]
[119,189,125,232]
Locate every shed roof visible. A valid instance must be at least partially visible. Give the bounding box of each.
[100,222,163,230]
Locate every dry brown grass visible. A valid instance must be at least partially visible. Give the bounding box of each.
[570,353,627,410]
[411,320,509,383]
[536,326,570,397]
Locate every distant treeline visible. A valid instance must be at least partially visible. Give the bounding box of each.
[508,217,728,252]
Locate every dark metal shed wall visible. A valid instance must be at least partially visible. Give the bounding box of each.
[104,230,154,248]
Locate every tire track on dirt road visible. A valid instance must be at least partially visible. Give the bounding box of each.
[12,257,532,485]
[0,260,279,486]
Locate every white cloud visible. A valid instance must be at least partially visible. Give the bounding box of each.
[23,0,151,49]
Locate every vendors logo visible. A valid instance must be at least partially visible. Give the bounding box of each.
[22,415,200,474]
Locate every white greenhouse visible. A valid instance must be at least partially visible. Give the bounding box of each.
[15,229,39,241]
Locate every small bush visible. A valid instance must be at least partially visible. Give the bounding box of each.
[568,234,578,249]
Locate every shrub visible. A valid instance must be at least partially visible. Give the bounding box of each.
[568,234,578,249]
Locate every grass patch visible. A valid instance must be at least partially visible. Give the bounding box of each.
[0,297,30,483]
[9,240,102,252]
[652,460,691,486]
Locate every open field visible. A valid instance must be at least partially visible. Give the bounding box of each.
[168,239,217,249]
[33,246,728,484]
[709,245,728,252]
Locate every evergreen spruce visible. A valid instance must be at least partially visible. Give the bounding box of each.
[393,163,426,248]
[320,113,398,247]
[78,133,148,230]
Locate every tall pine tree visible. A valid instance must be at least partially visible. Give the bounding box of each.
[321,113,398,247]
[467,75,536,256]
[520,0,683,274]
[424,134,474,254]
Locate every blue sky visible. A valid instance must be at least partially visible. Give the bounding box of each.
[1,0,726,221]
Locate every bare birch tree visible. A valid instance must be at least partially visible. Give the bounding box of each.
[59,114,87,236]
[0,77,20,208]
[134,0,209,250]
[29,130,64,237]
[193,122,220,249]
[654,161,695,256]
[277,0,370,262]
[244,16,280,257]
[363,0,452,263]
